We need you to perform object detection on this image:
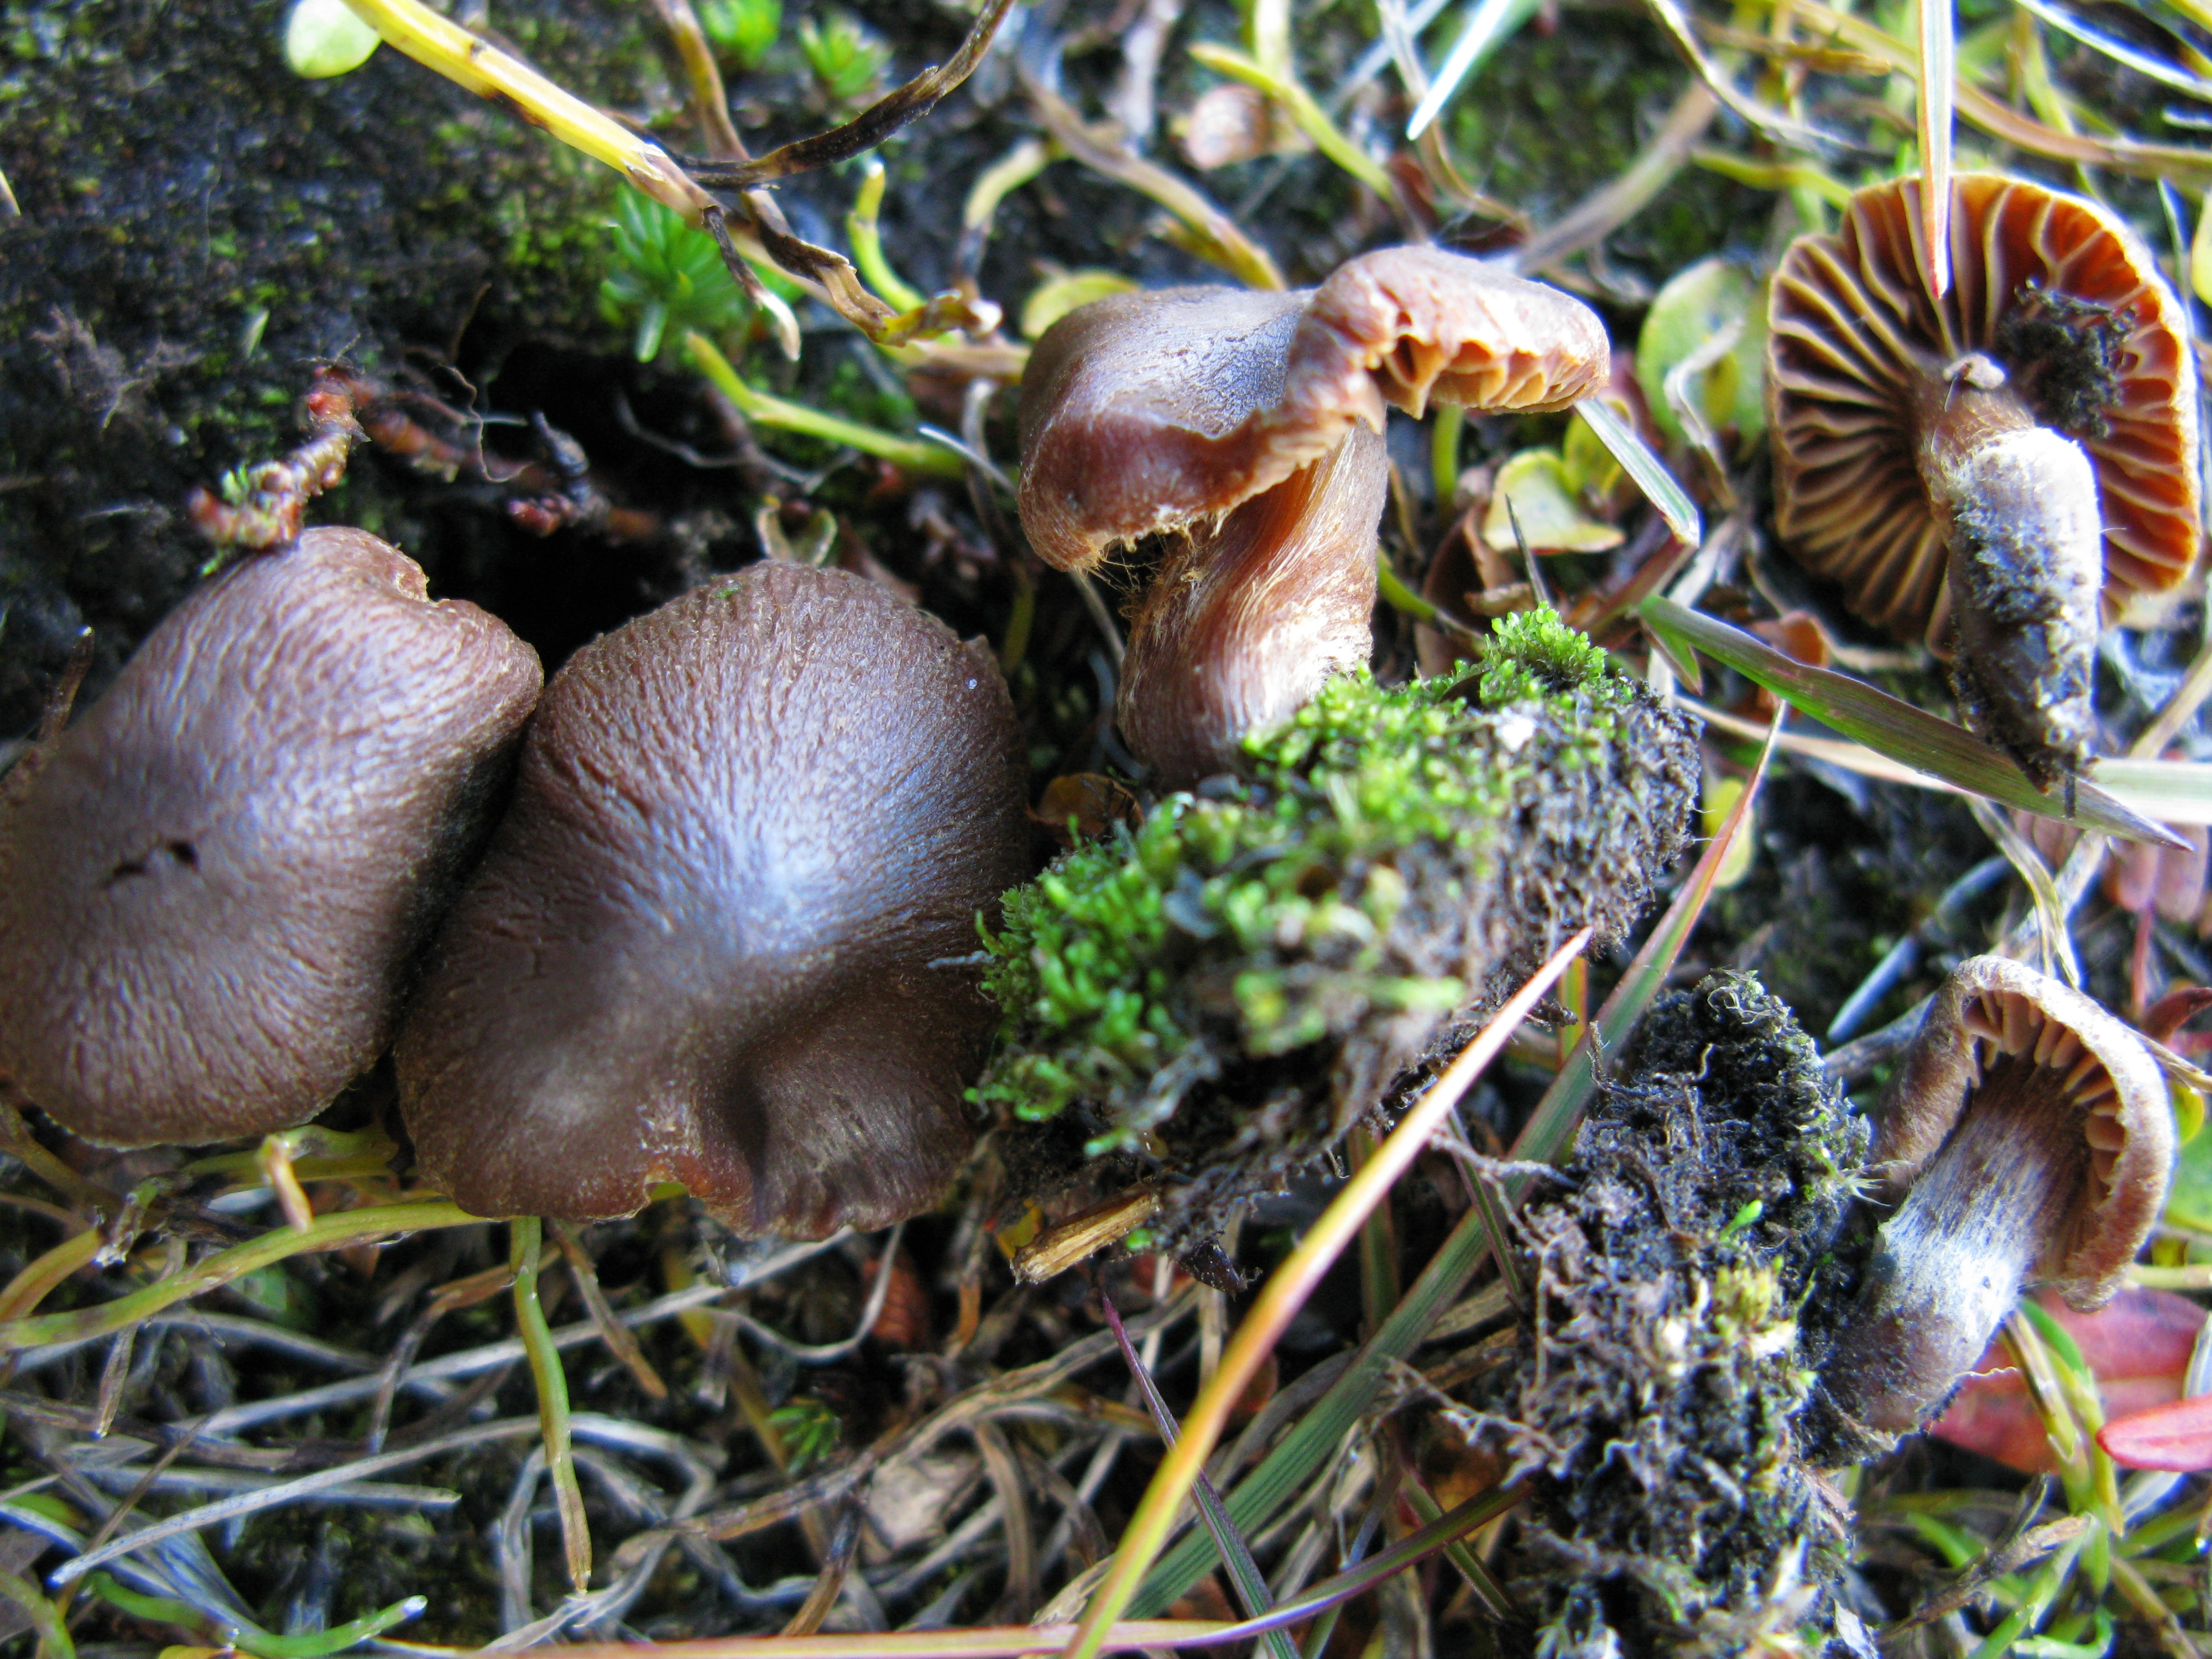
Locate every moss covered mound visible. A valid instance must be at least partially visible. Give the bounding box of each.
[977,609,1700,1246]
[1491,970,1869,1657]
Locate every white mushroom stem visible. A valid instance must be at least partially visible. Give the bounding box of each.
[1913,356,2104,789]
[1822,1051,2089,1436]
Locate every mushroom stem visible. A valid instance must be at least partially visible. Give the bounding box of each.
[1913,356,2104,789]
[1823,1052,2088,1437]
[1116,425,1387,786]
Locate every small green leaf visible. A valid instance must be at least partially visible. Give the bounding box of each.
[1482,450,1625,554]
[284,0,381,79]
[1635,258,1768,450]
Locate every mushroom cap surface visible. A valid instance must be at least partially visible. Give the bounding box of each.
[1768,173,2201,643]
[1016,245,1609,573]
[0,526,542,1146]
[395,563,1033,1235]
[1874,954,2173,1306]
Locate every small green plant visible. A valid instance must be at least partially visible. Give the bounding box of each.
[598,190,749,363]
[797,11,887,106]
[768,1395,842,1473]
[699,0,780,69]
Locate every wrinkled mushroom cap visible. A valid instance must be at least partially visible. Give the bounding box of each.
[1875,954,2173,1306]
[0,527,542,1146]
[396,563,1033,1236]
[1017,245,1610,573]
[1768,173,2201,643]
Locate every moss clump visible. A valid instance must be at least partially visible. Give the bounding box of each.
[1481,971,1869,1657]
[977,609,1699,1245]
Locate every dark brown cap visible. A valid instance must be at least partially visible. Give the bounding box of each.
[0,527,542,1146]
[395,562,1033,1236]
[1018,246,1608,784]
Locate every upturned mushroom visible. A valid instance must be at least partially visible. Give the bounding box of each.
[1768,173,2201,790]
[1018,245,1610,786]
[1819,956,2174,1442]
[0,528,542,1146]
[395,562,1032,1236]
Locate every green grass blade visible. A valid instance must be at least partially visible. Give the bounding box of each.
[1099,1294,1301,1659]
[1637,594,2186,849]
[1575,399,1700,546]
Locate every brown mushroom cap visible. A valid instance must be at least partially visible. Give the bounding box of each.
[395,563,1032,1235]
[1768,173,2201,643]
[1017,246,1607,784]
[1018,246,1609,574]
[0,527,542,1146]
[1870,953,2172,1303]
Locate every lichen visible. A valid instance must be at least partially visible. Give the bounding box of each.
[977,609,1700,1245]
[1474,971,1870,1658]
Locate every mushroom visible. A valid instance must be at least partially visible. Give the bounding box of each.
[395,562,1032,1235]
[1819,955,2174,1441]
[0,527,542,1146]
[1767,173,2201,790]
[1018,245,1609,786]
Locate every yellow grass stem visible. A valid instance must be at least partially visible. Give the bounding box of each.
[0,1201,474,1352]
[1058,927,1593,1658]
[335,0,715,218]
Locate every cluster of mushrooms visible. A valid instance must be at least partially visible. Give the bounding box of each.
[0,534,1032,1235]
[0,243,1641,1246]
[0,181,2197,1507]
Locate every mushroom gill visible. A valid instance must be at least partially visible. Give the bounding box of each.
[1820,956,2172,1441]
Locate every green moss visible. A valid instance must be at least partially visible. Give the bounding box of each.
[1475,603,1626,711]
[979,610,1700,1239]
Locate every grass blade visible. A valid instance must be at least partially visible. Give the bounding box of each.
[1131,1190,1507,1613]
[1061,930,1592,1657]
[1637,593,2187,848]
[686,333,967,478]
[1575,399,1700,546]
[2080,758,2212,826]
[0,1201,476,1353]
[1405,0,1541,138]
[512,1216,592,1594]
[1919,0,1955,300]
[1098,1293,1301,1659]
